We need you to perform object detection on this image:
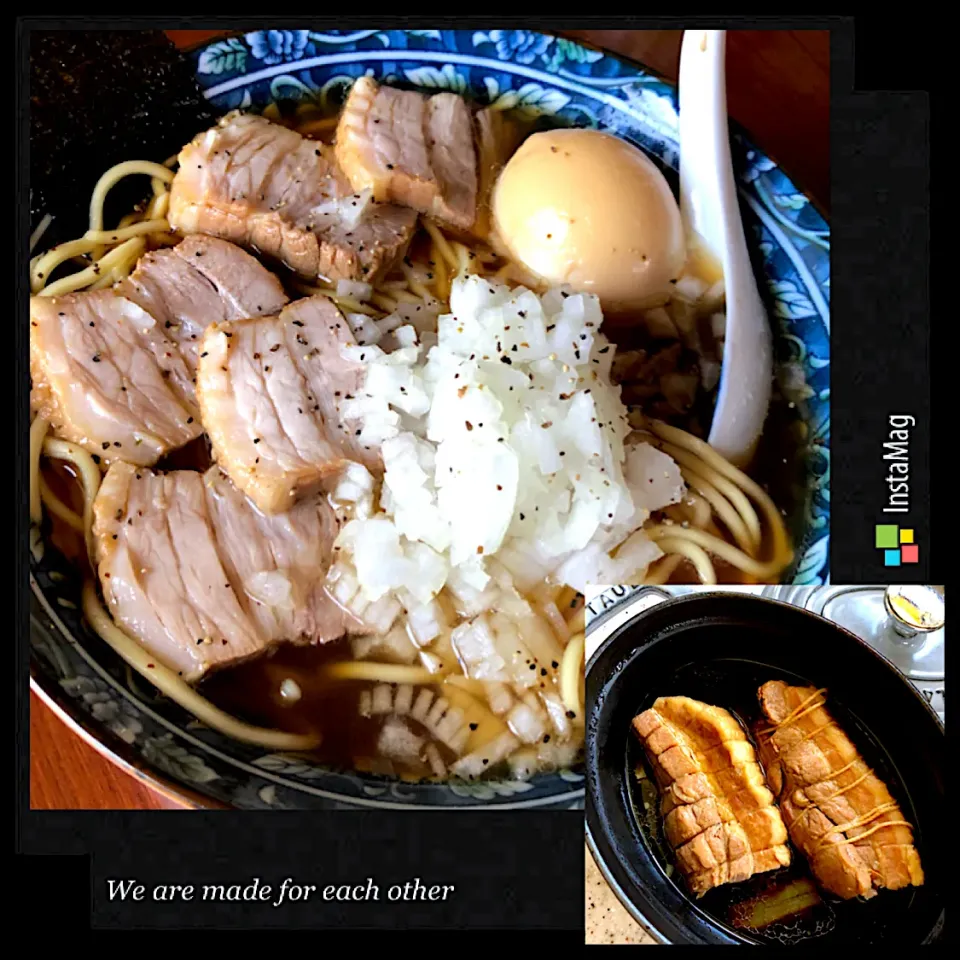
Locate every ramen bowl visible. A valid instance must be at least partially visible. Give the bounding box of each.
[29,28,829,809]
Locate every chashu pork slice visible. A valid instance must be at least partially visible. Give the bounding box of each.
[31,236,286,466]
[336,77,478,233]
[31,290,201,465]
[118,234,287,371]
[203,465,362,644]
[196,294,379,514]
[756,680,924,900]
[632,696,790,897]
[92,461,355,682]
[168,111,418,283]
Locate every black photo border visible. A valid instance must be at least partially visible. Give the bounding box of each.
[15,13,942,942]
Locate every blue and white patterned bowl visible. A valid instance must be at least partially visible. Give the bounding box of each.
[30,29,829,810]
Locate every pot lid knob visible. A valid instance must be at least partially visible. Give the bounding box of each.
[883,585,945,638]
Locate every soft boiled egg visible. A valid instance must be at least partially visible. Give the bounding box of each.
[491,128,687,313]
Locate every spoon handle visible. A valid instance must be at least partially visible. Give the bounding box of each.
[679,30,772,468]
[679,30,731,262]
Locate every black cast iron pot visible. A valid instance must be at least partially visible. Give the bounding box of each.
[584,588,945,945]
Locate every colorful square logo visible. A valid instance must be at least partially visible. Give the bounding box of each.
[875,525,920,566]
[875,525,899,549]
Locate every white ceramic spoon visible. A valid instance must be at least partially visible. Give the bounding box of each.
[678,29,772,468]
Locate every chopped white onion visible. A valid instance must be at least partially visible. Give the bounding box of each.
[711,311,727,340]
[361,594,403,635]
[450,730,520,780]
[332,461,375,505]
[643,306,679,340]
[245,571,296,614]
[541,601,570,642]
[700,357,721,393]
[451,616,508,681]
[349,624,418,664]
[375,312,404,341]
[673,274,709,303]
[539,689,572,738]
[339,188,374,231]
[406,599,445,647]
[411,688,434,722]
[358,689,372,717]
[508,748,540,781]
[485,682,515,716]
[336,278,373,301]
[327,273,686,612]
[506,700,547,744]
[328,564,360,608]
[345,312,382,346]
[536,738,581,770]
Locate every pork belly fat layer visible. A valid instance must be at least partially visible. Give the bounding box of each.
[197,294,379,514]
[92,462,351,681]
[756,680,924,900]
[632,696,790,897]
[168,112,418,283]
[30,236,286,466]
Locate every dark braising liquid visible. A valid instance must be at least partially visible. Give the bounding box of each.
[624,658,923,945]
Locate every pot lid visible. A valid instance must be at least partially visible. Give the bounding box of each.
[584,584,944,723]
[763,584,944,722]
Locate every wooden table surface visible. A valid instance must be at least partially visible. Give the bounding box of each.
[30,27,830,813]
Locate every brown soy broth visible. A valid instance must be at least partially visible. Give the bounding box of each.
[664,555,752,586]
[157,434,212,472]
[610,312,802,581]
[200,641,368,755]
[404,227,436,267]
[751,392,810,562]
[199,641,450,780]
[41,458,89,571]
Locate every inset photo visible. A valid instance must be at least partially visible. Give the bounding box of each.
[584,585,944,946]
